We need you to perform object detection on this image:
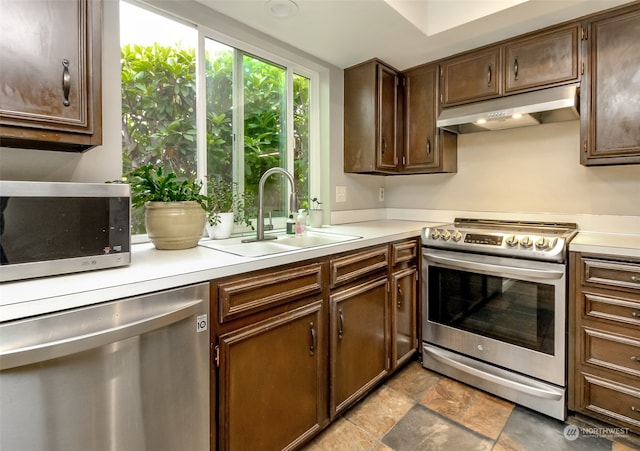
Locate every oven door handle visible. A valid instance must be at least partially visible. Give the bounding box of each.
[424,253,564,280]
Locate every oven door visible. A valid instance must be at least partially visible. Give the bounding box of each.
[422,248,567,386]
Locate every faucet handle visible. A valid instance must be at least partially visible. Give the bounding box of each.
[264,211,274,231]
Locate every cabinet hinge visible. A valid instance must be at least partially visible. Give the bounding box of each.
[402,156,406,165]
[581,62,584,75]
[583,140,588,153]
[213,344,220,368]
[581,27,587,41]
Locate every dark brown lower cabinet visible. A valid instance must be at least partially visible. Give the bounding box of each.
[330,276,389,417]
[391,266,418,368]
[217,300,325,450]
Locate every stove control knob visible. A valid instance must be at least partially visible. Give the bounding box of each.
[505,235,518,247]
[452,231,463,242]
[430,229,440,240]
[536,237,549,250]
[519,236,533,248]
[441,230,451,241]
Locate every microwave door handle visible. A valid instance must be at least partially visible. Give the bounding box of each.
[424,253,564,280]
[0,299,202,371]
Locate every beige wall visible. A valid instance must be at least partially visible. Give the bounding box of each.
[384,120,640,217]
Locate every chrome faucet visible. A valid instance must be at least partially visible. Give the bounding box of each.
[243,167,297,242]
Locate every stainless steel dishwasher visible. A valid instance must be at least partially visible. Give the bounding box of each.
[0,282,210,451]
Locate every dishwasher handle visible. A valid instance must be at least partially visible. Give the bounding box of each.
[0,299,203,370]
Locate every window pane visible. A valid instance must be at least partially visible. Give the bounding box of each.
[120,2,197,233]
[204,39,234,184]
[294,74,310,207]
[243,55,287,217]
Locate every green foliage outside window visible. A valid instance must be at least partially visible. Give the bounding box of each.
[121,43,310,234]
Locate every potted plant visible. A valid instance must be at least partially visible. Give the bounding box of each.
[203,178,254,239]
[308,197,323,228]
[125,165,206,250]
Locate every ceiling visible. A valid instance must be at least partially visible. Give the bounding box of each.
[194,0,631,70]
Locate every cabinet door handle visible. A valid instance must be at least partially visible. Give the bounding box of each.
[426,138,431,156]
[382,138,387,155]
[397,285,404,308]
[62,59,71,107]
[487,64,492,87]
[338,308,344,340]
[513,57,519,81]
[309,321,316,356]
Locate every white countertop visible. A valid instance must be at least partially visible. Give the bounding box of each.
[3,219,639,322]
[569,232,640,259]
[0,220,427,322]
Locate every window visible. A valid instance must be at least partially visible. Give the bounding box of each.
[120,1,314,234]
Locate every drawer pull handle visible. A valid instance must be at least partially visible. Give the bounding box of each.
[632,356,640,362]
[631,275,640,283]
[633,312,639,318]
[632,406,639,413]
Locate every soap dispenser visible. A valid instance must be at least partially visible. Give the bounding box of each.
[286,214,295,234]
[295,209,306,236]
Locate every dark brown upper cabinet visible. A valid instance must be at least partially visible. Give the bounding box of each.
[344,59,400,174]
[504,24,581,94]
[403,63,456,173]
[0,0,102,152]
[344,59,456,175]
[580,4,640,166]
[441,24,581,108]
[440,46,503,107]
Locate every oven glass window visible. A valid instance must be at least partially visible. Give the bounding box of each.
[428,266,554,355]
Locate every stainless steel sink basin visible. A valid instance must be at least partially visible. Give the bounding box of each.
[199,230,361,257]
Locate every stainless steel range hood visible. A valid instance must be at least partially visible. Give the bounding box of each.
[437,84,579,134]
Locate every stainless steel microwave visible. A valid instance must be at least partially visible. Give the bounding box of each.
[0,181,131,282]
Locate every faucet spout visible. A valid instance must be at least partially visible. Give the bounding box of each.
[247,167,297,242]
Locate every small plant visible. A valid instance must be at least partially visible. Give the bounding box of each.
[204,178,254,229]
[309,197,323,210]
[123,165,206,209]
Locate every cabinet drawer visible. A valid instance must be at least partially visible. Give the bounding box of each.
[581,373,640,430]
[582,327,640,378]
[583,258,640,292]
[583,292,640,327]
[391,240,418,266]
[330,246,388,288]
[217,263,323,322]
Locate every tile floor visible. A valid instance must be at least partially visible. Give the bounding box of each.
[303,362,639,451]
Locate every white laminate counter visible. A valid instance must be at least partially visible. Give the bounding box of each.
[569,232,640,259]
[0,220,428,322]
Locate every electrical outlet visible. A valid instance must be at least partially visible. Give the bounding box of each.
[336,185,347,203]
[379,187,385,202]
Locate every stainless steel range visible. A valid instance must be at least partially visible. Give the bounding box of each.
[421,218,577,420]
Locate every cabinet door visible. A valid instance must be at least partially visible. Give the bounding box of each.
[330,277,388,417]
[441,46,502,106]
[581,6,640,165]
[0,0,101,151]
[377,64,399,171]
[403,63,457,173]
[344,59,399,174]
[218,301,325,451]
[504,25,580,94]
[391,267,418,369]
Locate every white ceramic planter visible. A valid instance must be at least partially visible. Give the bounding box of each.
[206,212,235,239]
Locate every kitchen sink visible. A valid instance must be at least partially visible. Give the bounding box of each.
[199,230,361,257]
